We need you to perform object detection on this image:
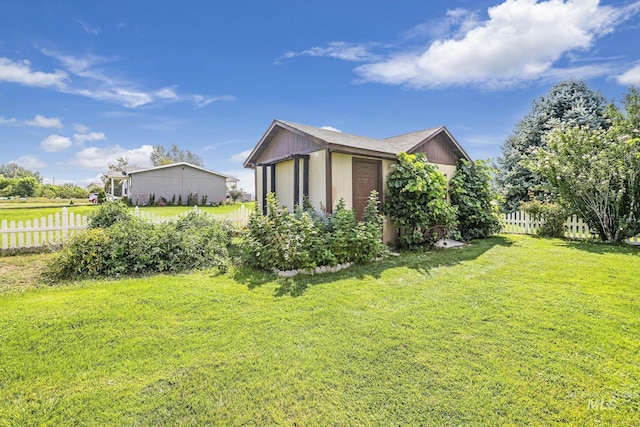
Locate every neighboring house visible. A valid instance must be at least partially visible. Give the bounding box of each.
[243,119,471,241]
[109,162,233,206]
[86,182,104,192]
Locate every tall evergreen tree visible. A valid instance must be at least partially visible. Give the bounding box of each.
[496,80,609,212]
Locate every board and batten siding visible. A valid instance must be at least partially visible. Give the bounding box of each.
[258,128,321,164]
[412,132,460,165]
[307,150,326,213]
[275,159,295,211]
[129,165,227,205]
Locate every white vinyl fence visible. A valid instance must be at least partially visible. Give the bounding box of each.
[501,211,640,244]
[0,205,251,250]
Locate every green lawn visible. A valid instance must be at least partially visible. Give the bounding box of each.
[0,202,254,223]
[0,235,638,425]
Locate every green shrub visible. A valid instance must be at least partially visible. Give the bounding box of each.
[44,229,112,279]
[97,189,106,204]
[385,152,458,248]
[88,202,131,229]
[449,159,502,241]
[241,192,384,272]
[520,200,569,238]
[44,210,232,281]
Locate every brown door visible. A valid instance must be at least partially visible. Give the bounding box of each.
[352,158,382,220]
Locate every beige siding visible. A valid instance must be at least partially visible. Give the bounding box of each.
[331,153,354,209]
[255,165,263,210]
[434,163,457,180]
[381,159,397,243]
[308,150,326,212]
[275,160,294,211]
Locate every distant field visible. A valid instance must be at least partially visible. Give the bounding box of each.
[0,197,91,209]
[0,202,255,223]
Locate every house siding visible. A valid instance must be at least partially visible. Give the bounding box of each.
[275,160,295,211]
[412,132,459,165]
[256,128,321,165]
[129,165,226,205]
[308,150,326,212]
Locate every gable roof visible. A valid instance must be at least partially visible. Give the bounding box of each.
[244,119,471,167]
[127,162,234,179]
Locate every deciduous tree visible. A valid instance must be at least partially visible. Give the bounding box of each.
[150,144,203,167]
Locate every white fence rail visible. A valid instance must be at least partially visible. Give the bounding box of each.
[0,205,251,250]
[501,211,640,244]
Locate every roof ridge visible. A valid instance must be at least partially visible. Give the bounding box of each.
[278,119,382,142]
[383,126,443,140]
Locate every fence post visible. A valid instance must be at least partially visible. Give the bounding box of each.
[62,207,68,240]
[1,219,6,250]
[134,206,140,217]
[194,205,198,214]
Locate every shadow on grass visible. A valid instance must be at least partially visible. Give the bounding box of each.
[235,236,514,298]
[562,239,640,256]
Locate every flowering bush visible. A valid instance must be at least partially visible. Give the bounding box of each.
[529,88,640,243]
[241,192,384,272]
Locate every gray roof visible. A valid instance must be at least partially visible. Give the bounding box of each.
[383,127,443,152]
[279,120,396,155]
[244,119,470,167]
[113,162,234,179]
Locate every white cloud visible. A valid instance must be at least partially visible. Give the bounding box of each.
[74,131,106,145]
[0,116,17,125]
[155,87,179,100]
[320,126,342,133]
[74,123,90,133]
[228,149,252,163]
[356,0,628,88]
[279,42,380,63]
[40,134,72,152]
[39,49,234,108]
[77,21,101,35]
[12,155,46,169]
[0,57,68,89]
[617,63,640,85]
[24,114,64,129]
[67,144,154,170]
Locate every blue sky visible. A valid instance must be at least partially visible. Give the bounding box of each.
[1,0,639,195]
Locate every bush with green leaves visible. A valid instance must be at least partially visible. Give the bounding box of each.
[385,152,458,248]
[530,88,640,243]
[519,200,569,238]
[44,210,232,281]
[241,192,384,271]
[449,159,502,241]
[88,201,131,229]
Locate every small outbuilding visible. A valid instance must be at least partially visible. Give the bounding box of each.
[116,162,233,206]
[243,120,471,241]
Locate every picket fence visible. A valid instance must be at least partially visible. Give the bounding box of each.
[501,210,640,244]
[0,205,251,250]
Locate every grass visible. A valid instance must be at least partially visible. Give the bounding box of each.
[0,235,638,425]
[0,202,254,223]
